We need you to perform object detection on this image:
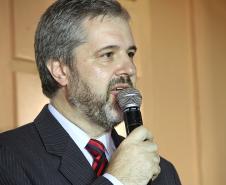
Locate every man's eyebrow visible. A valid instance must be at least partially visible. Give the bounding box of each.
[95,45,137,53]
[128,45,137,52]
[95,45,119,53]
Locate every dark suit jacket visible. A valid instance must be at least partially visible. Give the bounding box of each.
[0,105,181,185]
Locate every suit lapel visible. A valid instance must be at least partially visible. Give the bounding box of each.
[34,105,96,185]
[59,138,96,185]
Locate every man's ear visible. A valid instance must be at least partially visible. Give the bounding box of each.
[47,60,69,86]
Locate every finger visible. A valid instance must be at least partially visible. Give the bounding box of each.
[141,141,158,152]
[152,165,161,181]
[153,154,160,164]
[126,126,153,143]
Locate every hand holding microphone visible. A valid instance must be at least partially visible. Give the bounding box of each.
[106,88,160,185]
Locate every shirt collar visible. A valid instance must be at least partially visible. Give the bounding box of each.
[48,104,115,156]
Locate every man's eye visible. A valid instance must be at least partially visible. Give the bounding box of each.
[102,52,114,58]
[99,52,114,61]
[128,51,135,58]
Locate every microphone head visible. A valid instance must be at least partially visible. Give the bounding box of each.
[117,88,142,111]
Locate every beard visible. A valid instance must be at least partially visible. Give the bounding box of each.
[67,69,134,131]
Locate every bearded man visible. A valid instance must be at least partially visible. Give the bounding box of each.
[0,1,181,185]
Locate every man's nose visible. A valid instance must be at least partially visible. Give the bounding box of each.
[115,54,136,77]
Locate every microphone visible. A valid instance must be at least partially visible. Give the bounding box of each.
[117,88,154,184]
[117,88,143,135]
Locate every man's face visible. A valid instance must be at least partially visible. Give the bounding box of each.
[67,16,137,131]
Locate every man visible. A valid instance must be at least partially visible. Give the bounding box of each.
[0,0,181,185]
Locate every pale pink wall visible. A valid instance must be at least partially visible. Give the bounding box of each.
[0,0,15,131]
[194,0,226,184]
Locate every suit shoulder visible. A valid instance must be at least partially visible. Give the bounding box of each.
[152,156,181,185]
[0,122,37,147]
[160,156,176,169]
[159,156,180,175]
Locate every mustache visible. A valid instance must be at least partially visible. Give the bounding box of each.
[106,76,134,100]
[109,76,134,89]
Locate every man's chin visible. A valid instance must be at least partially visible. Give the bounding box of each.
[108,94,123,112]
[108,112,124,127]
[103,104,123,125]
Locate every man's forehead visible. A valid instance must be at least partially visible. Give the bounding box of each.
[83,16,133,39]
[82,15,130,31]
[73,15,135,52]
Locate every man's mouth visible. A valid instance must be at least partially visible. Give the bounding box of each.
[110,84,130,96]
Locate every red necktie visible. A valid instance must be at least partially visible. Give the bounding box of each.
[85,139,108,176]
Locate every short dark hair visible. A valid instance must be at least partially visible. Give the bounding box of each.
[34,0,130,98]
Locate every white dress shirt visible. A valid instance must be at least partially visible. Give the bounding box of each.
[48,104,123,185]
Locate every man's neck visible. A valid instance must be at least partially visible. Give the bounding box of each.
[50,91,107,138]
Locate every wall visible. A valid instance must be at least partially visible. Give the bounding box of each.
[0,0,15,131]
[0,0,226,185]
[194,0,226,184]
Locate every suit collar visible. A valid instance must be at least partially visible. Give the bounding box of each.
[34,105,68,156]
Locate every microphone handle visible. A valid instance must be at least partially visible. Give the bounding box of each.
[123,107,143,135]
[123,107,152,184]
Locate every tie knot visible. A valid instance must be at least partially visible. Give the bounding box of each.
[86,139,105,157]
